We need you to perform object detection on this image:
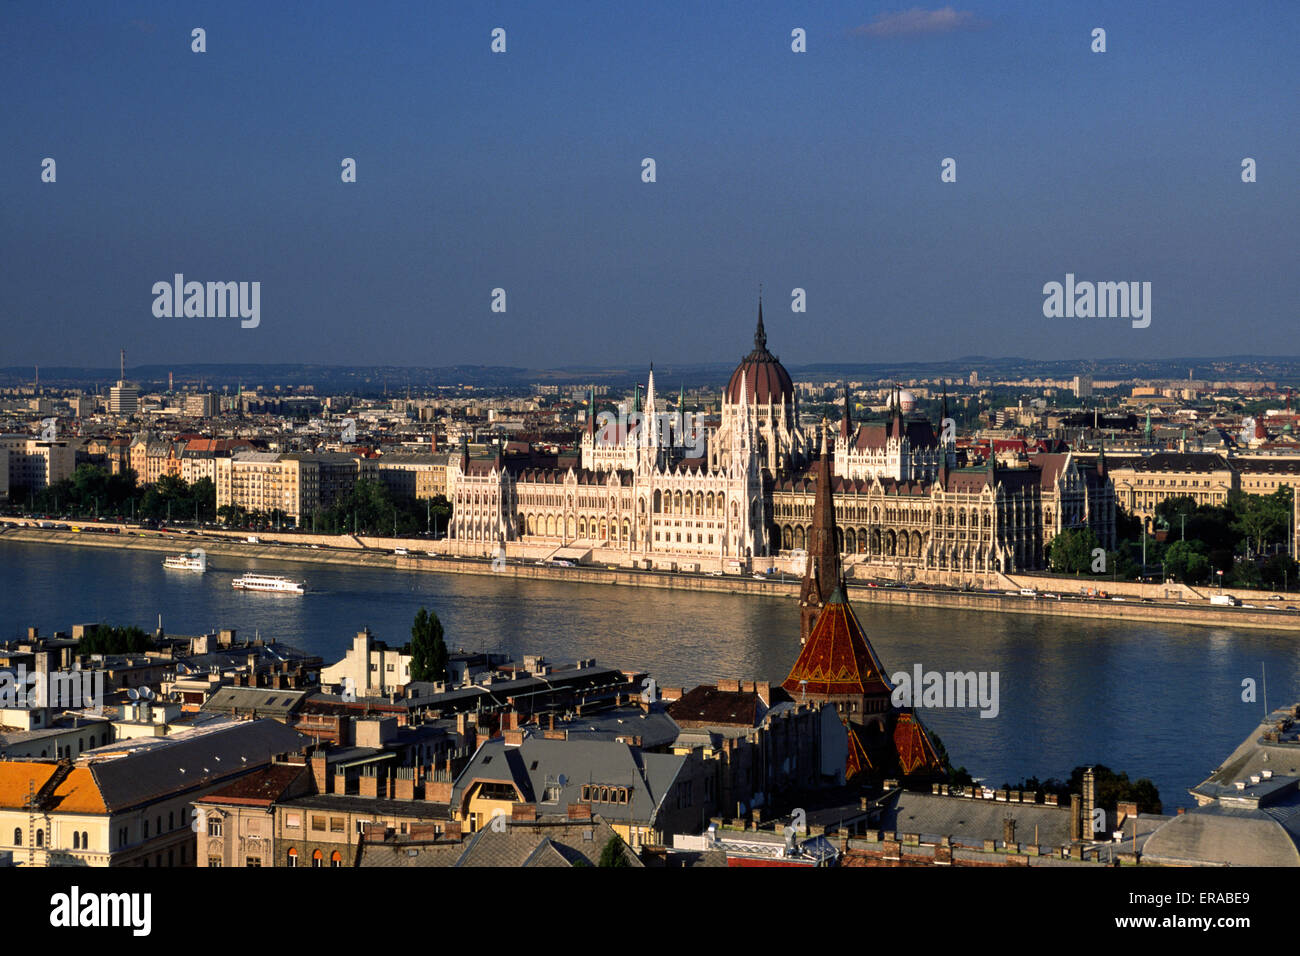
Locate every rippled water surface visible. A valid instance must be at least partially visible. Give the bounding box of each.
[4,539,1298,809]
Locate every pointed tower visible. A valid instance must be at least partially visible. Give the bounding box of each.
[644,364,659,451]
[839,381,853,440]
[798,421,842,645]
[730,368,753,479]
[782,424,944,784]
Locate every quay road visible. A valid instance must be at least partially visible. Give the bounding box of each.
[3,516,1299,633]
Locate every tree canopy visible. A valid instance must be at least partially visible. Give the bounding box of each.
[406,607,448,684]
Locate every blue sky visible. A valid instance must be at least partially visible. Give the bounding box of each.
[2,0,1296,370]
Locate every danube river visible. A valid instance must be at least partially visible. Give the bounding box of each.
[4,539,1298,809]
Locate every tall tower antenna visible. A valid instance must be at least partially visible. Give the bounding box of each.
[120,348,126,383]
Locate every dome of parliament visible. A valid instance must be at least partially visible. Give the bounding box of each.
[724,299,794,406]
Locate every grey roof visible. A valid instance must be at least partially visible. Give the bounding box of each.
[452,817,639,867]
[1142,799,1300,866]
[358,841,465,868]
[200,686,308,717]
[450,734,686,826]
[1193,705,1300,801]
[549,707,680,749]
[876,791,1075,849]
[86,719,310,811]
[280,793,451,820]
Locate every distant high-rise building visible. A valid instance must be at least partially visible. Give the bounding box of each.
[1073,374,1093,398]
[969,370,979,386]
[184,392,218,418]
[109,383,139,416]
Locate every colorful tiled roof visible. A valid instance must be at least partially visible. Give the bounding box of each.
[784,588,893,700]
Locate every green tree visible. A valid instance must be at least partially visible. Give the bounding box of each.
[597,835,631,867]
[1046,528,1100,575]
[78,624,154,656]
[407,607,448,683]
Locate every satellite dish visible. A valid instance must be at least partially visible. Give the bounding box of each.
[558,774,568,787]
[175,663,189,675]
[126,688,139,700]
[139,686,155,700]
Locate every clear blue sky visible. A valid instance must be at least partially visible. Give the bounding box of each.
[2,0,1296,370]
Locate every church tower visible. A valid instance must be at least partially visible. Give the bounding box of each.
[784,420,945,783]
[798,421,841,645]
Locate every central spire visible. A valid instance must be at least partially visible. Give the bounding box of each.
[799,419,843,645]
[754,294,767,352]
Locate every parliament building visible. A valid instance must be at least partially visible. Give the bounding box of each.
[448,300,1116,580]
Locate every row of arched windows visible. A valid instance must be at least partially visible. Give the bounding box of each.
[653,489,729,516]
[286,847,342,867]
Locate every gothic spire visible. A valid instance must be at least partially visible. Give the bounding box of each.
[799,419,843,645]
[754,294,767,352]
[840,381,853,439]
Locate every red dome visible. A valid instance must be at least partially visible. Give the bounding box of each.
[725,300,794,406]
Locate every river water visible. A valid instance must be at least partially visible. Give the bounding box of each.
[3,539,1297,809]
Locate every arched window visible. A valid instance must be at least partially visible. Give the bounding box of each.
[13,829,20,846]
[330,850,342,868]
[287,847,299,867]
[35,829,43,847]
[312,849,323,868]
[82,831,88,849]
[73,832,80,849]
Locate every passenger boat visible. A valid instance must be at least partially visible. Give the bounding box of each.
[162,549,207,572]
[231,573,304,593]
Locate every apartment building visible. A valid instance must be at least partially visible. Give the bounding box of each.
[216,451,371,520]
[1107,452,1238,526]
[0,435,75,494]
[0,719,308,867]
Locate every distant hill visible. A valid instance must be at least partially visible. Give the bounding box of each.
[5,356,1299,394]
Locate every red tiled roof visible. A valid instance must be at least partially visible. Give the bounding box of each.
[783,589,892,700]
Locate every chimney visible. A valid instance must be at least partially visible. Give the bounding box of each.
[310,750,329,794]
[359,768,378,798]
[424,780,453,804]
[393,768,415,801]
[1082,768,1096,839]
[567,803,592,821]
[511,803,537,822]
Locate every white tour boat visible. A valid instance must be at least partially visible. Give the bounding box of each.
[231,573,305,594]
[162,549,207,572]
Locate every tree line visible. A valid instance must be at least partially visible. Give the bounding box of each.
[8,464,216,524]
[1047,487,1297,590]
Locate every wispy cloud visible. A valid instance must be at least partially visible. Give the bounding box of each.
[851,7,988,38]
